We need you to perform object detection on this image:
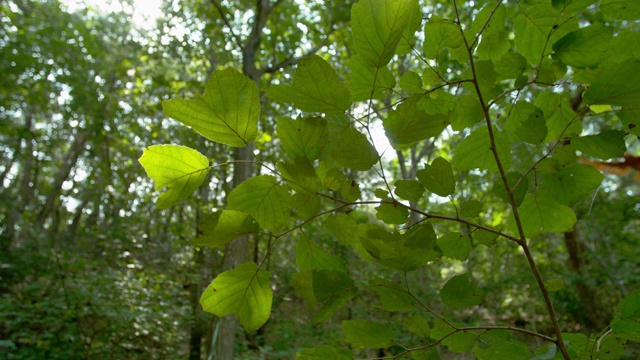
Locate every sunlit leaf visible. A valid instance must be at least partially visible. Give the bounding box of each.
[347,55,396,101]
[200,261,272,332]
[437,232,471,261]
[191,210,258,249]
[227,175,292,232]
[267,55,351,115]
[394,179,426,202]
[163,69,259,147]
[277,117,328,161]
[384,95,448,147]
[296,234,345,272]
[351,0,415,68]
[139,145,209,209]
[423,16,464,60]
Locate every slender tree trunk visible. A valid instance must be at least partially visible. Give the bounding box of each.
[35,129,90,230]
[564,225,612,330]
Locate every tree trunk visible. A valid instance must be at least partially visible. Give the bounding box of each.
[564,226,612,330]
[35,129,90,230]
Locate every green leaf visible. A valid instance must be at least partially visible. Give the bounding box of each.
[611,291,640,342]
[600,0,640,20]
[342,319,395,349]
[277,117,328,161]
[384,95,448,147]
[330,128,379,171]
[552,23,613,69]
[370,278,415,312]
[191,210,258,249]
[139,145,210,209]
[491,172,528,207]
[494,52,527,80]
[278,157,319,194]
[539,163,604,205]
[266,55,351,115]
[394,180,426,202]
[460,200,483,219]
[399,71,423,94]
[200,261,272,332]
[405,315,431,338]
[437,232,471,261]
[163,68,259,147]
[350,0,414,68]
[572,130,627,160]
[443,331,477,353]
[311,269,358,323]
[584,59,640,107]
[296,234,345,272]
[375,203,409,225]
[227,175,292,232]
[454,127,511,172]
[417,156,455,197]
[347,55,396,101]
[533,91,580,143]
[514,194,577,237]
[474,229,498,247]
[449,95,484,131]
[359,223,437,271]
[473,339,531,360]
[475,5,510,61]
[545,278,565,292]
[423,16,464,60]
[440,273,484,309]
[513,5,578,65]
[296,345,353,360]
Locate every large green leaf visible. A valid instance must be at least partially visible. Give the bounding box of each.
[277,157,319,194]
[394,179,426,202]
[533,91,580,142]
[383,95,448,147]
[330,127,379,171]
[296,234,345,272]
[191,210,259,249]
[346,55,396,101]
[350,0,414,68]
[514,193,577,237]
[540,163,604,205]
[405,315,431,338]
[200,261,272,332]
[311,269,358,323]
[266,55,351,115]
[359,223,437,271]
[512,4,578,65]
[296,345,353,360]
[417,156,455,197]
[139,145,209,209]
[552,23,613,69]
[163,69,259,147]
[473,339,531,360]
[600,0,640,20]
[277,117,328,161]
[342,319,395,349]
[369,278,415,312]
[437,232,471,261]
[440,273,484,309]
[423,16,464,60]
[584,59,640,107]
[454,127,511,172]
[611,291,640,342]
[572,130,627,160]
[227,175,292,232]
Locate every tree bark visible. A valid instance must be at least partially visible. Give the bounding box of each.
[564,226,612,330]
[35,129,90,231]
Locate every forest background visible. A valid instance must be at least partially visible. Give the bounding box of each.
[1,0,640,359]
